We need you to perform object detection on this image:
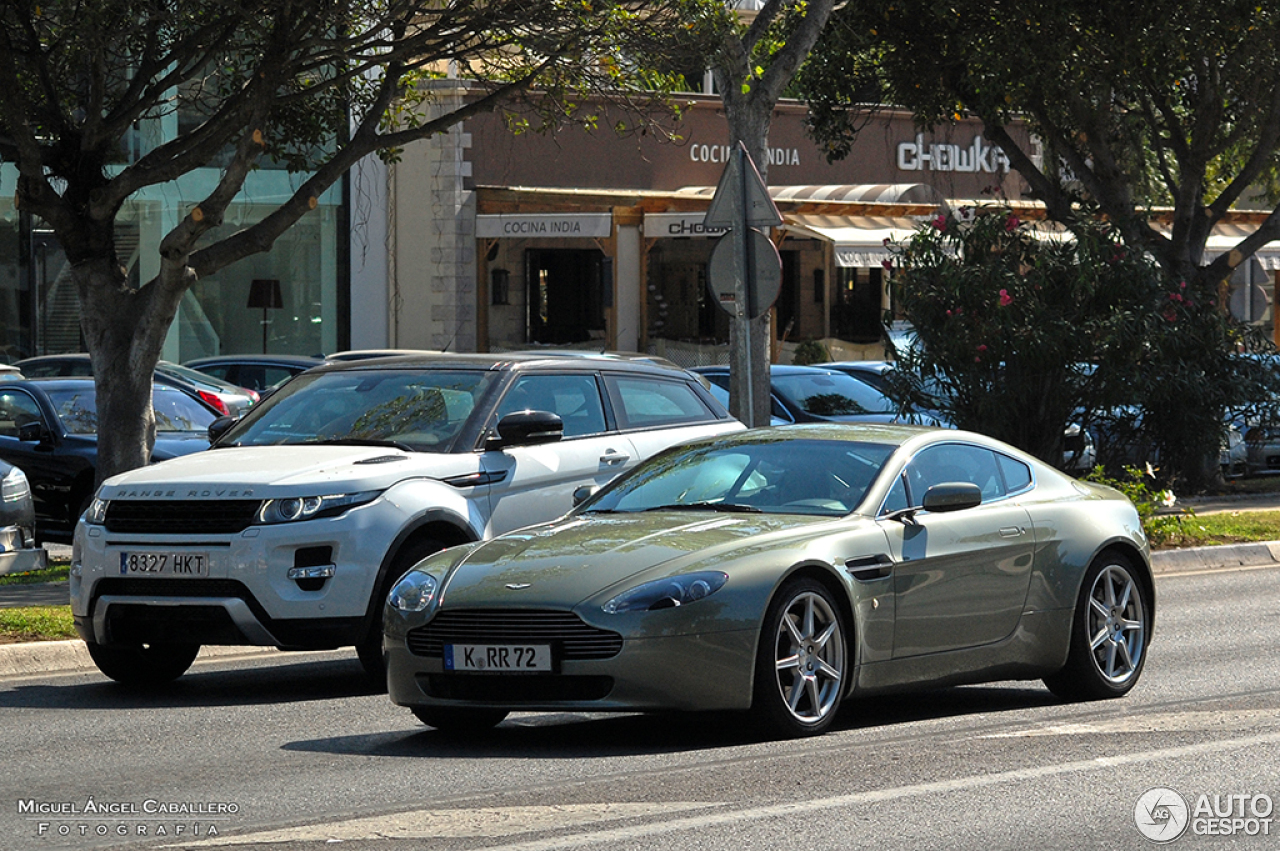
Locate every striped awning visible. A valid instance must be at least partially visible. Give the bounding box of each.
[782,214,925,268]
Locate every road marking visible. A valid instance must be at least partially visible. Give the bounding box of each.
[174,802,721,846]
[178,730,1280,849]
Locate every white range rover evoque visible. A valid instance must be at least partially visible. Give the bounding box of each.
[71,353,744,685]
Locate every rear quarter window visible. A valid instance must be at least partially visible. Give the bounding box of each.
[606,376,716,430]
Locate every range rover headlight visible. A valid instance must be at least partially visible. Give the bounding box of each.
[82,495,108,526]
[256,490,380,524]
[388,571,440,612]
[602,571,728,614]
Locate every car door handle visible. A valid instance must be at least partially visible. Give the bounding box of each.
[999,526,1025,538]
[600,450,630,466]
[844,554,894,581]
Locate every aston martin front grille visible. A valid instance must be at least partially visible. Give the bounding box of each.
[104,500,261,534]
[407,609,623,660]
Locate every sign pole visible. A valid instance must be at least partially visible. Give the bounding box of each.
[703,142,783,428]
[732,146,755,420]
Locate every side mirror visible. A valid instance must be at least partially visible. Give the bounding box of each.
[491,410,563,449]
[208,415,237,443]
[572,484,599,506]
[17,420,45,443]
[922,482,982,513]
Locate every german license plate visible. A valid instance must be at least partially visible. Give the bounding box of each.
[444,643,552,673]
[119,551,209,576]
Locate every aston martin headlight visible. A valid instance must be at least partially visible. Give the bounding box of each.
[602,571,728,614]
[388,571,440,612]
[255,490,380,524]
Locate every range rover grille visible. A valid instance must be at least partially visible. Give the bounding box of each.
[104,500,261,534]
[407,609,623,660]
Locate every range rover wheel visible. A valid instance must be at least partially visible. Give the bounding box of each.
[357,537,445,686]
[86,641,200,686]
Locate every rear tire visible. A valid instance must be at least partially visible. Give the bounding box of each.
[1044,551,1150,701]
[749,578,848,738]
[86,641,200,686]
[357,538,445,686]
[411,706,508,733]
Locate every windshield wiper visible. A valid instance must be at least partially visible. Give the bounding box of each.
[643,502,761,513]
[303,437,415,452]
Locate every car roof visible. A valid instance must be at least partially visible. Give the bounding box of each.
[7,376,186,392]
[307,351,703,379]
[185,354,324,366]
[693,364,844,376]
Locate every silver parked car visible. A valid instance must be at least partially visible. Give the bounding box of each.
[386,423,1154,739]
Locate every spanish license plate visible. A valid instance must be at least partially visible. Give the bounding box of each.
[119,551,209,576]
[444,643,553,673]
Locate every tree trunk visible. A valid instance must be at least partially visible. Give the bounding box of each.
[75,259,189,485]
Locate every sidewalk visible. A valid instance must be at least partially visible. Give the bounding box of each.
[1,537,1277,679]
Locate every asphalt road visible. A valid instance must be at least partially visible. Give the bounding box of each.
[2,561,1278,851]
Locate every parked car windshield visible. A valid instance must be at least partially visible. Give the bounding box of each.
[583,438,896,517]
[772,372,899,417]
[46,385,217,435]
[221,369,497,452]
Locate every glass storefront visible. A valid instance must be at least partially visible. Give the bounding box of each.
[0,156,343,365]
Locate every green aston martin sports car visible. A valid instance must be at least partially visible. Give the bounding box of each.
[384,423,1153,739]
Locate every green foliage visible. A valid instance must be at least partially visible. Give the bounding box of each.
[792,339,829,365]
[0,606,76,642]
[1081,466,1204,548]
[884,206,1273,488]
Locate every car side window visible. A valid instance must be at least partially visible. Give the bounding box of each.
[607,376,715,430]
[996,452,1033,494]
[882,473,909,514]
[495,374,607,438]
[905,443,1006,505]
[0,390,43,437]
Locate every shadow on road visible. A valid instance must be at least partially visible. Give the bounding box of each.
[0,655,379,710]
[282,684,1061,759]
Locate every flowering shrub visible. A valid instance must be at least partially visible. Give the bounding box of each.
[883,205,1272,489]
[1082,466,1203,548]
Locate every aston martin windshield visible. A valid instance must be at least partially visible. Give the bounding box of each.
[584,438,897,516]
[220,369,498,452]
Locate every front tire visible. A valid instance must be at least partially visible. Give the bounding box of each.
[357,537,445,686]
[750,578,848,738]
[86,641,200,686]
[1044,551,1150,701]
[411,707,508,733]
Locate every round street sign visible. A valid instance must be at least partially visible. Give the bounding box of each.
[707,228,782,319]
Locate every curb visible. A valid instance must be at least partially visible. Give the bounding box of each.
[0,542,1274,680]
[1150,540,1280,574]
[0,641,283,679]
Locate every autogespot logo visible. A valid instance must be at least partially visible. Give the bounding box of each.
[1135,788,1190,843]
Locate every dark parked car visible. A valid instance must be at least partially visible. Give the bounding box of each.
[693,364,945,425]
[183,354,324,393]
[15,353,258,416]
[0,378,215,541]
[0,458,46,575]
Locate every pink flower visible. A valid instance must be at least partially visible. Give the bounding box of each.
[882,259,893,271]
[1005,215,1020,232]
[999,289,1013,306]
[932,214,948,230]
[1162,307,1178,322]
[977,344,988,352]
